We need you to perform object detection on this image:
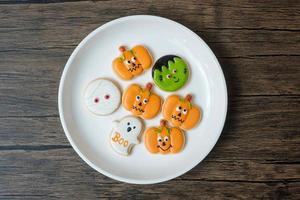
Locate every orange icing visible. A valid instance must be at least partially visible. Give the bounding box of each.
[162,94,201,130]
[122,83,162,119]
[112,45,152,80]
[145,120,185,154]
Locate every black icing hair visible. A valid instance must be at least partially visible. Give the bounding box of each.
[152,55,180,77]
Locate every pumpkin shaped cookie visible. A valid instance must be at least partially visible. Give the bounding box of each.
[145,120,185,154]
[162,94,201,130]
[113,45,152,80]
[122,83,162,119]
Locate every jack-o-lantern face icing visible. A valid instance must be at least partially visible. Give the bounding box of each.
[162,94,201,130]
[152,55,189,92]
[113,45,152,80]
[145,120,185,154]
[84,78,121,115]
[122,83,162,119]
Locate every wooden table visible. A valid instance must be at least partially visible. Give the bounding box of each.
[0,1,299,199]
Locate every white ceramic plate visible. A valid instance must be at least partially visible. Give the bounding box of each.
[58,15,227,184]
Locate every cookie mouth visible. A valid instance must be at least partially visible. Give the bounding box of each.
[132,105,144,113]
[158,145,172,151]
[171,115,184,123]
[128,64,141,72]
[173,78,180,83]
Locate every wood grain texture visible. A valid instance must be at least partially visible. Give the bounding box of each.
[0,0,299,199]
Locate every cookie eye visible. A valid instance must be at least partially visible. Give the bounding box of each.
[166,74,171,79]
[184,68,187,74]
[172,69,177,74]
[164,136,169,142]
[157,137,162,142]
[124,60,131,65]
[104,94,110,100]
[143,99,148,104]
[159,75,163,81]
[131,57,137,63]
[136,95,141,101]
[94,97,99,103]
[176,106,182,111]
[133,126,136,129]
[182,109,188,115]
[127,122,130,125]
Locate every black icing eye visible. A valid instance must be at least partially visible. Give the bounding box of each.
[166,74,171,79]
[136,95,141,101]
[131,57,137,62]
[143,99,148,104]
[127,122,130,126]
[176,106,182,111]
[173,69,177,73]
[133,126,136,129]
[184,68,187,74]
[159,75,163,81]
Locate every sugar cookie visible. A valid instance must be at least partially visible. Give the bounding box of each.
[110,116,143,156]
[145,120,185,154]
[113,45,152,80]
[162,94,201,130]
[84,78,121,115]
[152,55,189,92]
[122,83,162,119]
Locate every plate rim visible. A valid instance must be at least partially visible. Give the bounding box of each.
[58,15,228,184]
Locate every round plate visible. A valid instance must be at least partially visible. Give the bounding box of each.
[58,15,227,184]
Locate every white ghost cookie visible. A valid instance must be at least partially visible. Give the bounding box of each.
[84,78,121,115]
[110,116,143,156]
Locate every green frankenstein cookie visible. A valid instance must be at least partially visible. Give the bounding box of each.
[152,55,189,92]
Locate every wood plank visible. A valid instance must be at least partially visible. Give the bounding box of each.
[0,96,299,162]
[0,26,299,57]
[0,0,299,30]
[0,149,299,199]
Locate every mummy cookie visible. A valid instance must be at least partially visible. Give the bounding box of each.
[84,78,121,115]
[110,116,143,156]
[162,94,201,130]
[122,83,162,119]
[152,55,189,92]
[145,120,185,154]
[112,45,152,80]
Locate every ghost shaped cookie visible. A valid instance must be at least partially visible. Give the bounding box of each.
[110,116,143,156]
[84,78,121,115]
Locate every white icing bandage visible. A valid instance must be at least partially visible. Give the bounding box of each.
[84,78,121,115]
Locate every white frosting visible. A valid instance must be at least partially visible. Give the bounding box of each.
[84,78,121,115]
[110,116,143,156]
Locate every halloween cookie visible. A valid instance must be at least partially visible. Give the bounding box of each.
[152,55,189,92]
[145,120,185,154]
[113,45,152,80]
[84,78,121,115]
[110,116,143,156]
[162,94,201,130]
[122,83,162,119]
